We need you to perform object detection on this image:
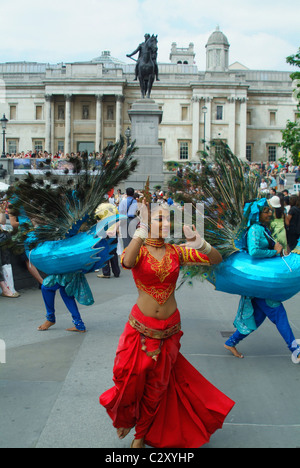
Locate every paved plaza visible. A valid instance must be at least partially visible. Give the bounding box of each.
[0,268,299,448]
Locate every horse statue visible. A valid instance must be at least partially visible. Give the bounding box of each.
[127,34,159,99]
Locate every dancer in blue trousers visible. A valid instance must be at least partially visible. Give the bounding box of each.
[224,199,300,361]
[39,283,86,332]
[37,272,94,332]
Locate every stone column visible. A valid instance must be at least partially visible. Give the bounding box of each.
[238,97,247,159]
[191,96,200,160]
[115,95,124,141]
[50,99,55,155]
[227,96,236,153]
[64,94,72,155]
[95,94,103,153]
[127,99,163,189]
[45,94,52,153]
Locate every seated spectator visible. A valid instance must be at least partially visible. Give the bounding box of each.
[269,175,278,191]
[259,178,268,194]
[0,203,20,297]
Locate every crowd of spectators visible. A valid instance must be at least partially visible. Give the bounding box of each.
[4,150,106,160]
[171,160,300,198]
[249,161,300,196]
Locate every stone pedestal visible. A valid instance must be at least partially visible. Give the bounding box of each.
[127,99,164,190]
[0,158,14,183]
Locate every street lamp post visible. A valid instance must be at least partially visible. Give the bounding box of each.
[125,126,131,146]
[1,114,8,158]
[202,106,207,150]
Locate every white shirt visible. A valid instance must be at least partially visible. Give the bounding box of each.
[118,196,137,218]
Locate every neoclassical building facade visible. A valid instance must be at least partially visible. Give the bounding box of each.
[0,28,297,163]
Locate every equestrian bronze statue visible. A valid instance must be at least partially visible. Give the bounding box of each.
[127,34,159,99]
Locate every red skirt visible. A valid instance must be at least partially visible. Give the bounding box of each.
[100,305,235,448]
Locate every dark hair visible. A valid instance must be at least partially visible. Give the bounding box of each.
[126,187,134,197]
[290,195,300,208]
[274,206,284,219]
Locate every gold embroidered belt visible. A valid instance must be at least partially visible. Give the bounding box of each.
[128,314,181,361]
[128,314,181,340]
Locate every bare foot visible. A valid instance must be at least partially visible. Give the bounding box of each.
[130,438,145,448]
[224,344,244,359]
[66,327,86,333]
[117,427,131,439]
[38,320,55,331]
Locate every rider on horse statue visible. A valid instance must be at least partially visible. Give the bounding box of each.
[127,33,160,83]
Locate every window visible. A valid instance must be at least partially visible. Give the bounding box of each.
[214,143,223,156]
[107,105,114,120]
[58,141,64,152]
[179,141,189,160]
[7,139,18,154]
[58,105,65,120]
[33,140,44,152]
[181,106,188,121]
[246,144,252,162]
[216,105,223,120]
[104,139,114,147]
[35,106,43,120]
[9,105,17,120]
[268,145,277,162]
[158,140,165,156]
[270,111,276,126]
[82,105,89,120]
[247,111,252,126]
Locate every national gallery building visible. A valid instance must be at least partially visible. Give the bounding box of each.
[0,28,297,164]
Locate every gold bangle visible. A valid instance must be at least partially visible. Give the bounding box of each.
[198,240,212,255]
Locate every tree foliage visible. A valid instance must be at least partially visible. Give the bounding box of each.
[280,120,300,165]
[286,47,300,110]
[279,48,300,165]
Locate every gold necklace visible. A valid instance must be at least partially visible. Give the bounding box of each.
[145,238,165,248]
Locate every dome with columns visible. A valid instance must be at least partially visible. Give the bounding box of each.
[206,26,230,71]
[206,26,230,47]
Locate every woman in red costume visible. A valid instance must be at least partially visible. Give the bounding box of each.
[100,203,235,448]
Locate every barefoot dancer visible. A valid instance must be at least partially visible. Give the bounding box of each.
[100,203,235,448]
[38,274,90,332]
[224,199,300,361]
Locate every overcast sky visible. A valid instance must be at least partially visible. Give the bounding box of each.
[1,0,299,71]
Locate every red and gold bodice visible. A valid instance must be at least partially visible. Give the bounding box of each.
[121,244,210,305]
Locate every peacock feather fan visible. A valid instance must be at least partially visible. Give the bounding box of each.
[166,141,261,286]
[197,141,260,257]
[7,137,138,249]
